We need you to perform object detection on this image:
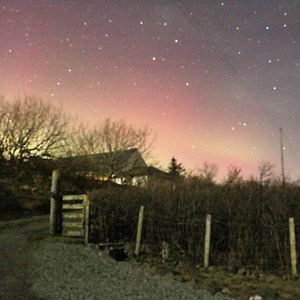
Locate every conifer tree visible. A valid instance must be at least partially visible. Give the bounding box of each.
[168,157,185,178]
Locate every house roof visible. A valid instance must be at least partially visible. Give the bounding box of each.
[56,148,148,177]
[56,148,173,180]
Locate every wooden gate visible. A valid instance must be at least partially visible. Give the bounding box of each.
[61,194,90,245]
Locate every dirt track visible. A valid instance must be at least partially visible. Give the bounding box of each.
[0,219,48,300]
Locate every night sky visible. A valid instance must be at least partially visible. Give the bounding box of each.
[1,1,300,179]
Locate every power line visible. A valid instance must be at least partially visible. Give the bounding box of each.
[279,127,286,185]
[175,1,300,174]
[175,0,281,128]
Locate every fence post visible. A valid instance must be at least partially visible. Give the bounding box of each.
[84,195,90,246]
[49,169,60,235]
[289,217,297,276]
[204,214,212,268]
[161,241,169,263]
[135,205,144,256]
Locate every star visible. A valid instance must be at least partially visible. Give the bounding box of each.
[1,0,300,179]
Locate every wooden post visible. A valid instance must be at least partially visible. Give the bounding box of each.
[279,127,286,187]
[204,214,212,268]
[135,205,144,256]
[49,169,60,235]
[161,241,169,263]
[84,195,90,246]
[289,217,297,276]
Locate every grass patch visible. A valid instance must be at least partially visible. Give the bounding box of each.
[198,269,300,299]
[0,215,48,231]
[134,257,300,299]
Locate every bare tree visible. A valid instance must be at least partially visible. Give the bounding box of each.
[71,118,153,155]
[65,118,154,180]
[225,165,242,185]
[258,161,274,185]
[198,162,218,183]
[0,96,69,162]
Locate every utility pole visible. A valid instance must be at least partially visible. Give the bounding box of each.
[279,127,285,187]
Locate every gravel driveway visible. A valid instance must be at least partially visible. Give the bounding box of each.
[30,242,234,300]
[1,219,233,300]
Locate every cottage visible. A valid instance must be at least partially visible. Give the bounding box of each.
[57,148,168,186]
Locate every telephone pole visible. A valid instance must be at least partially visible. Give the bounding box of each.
[279,127,285,187]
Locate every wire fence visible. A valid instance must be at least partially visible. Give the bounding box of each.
[89,197,299,273]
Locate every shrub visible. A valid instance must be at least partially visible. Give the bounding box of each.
[88,177,300,272]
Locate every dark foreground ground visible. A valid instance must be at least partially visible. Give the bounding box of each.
[0,217,48,300]
[0,217,299,300]
[0,217,230,300]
